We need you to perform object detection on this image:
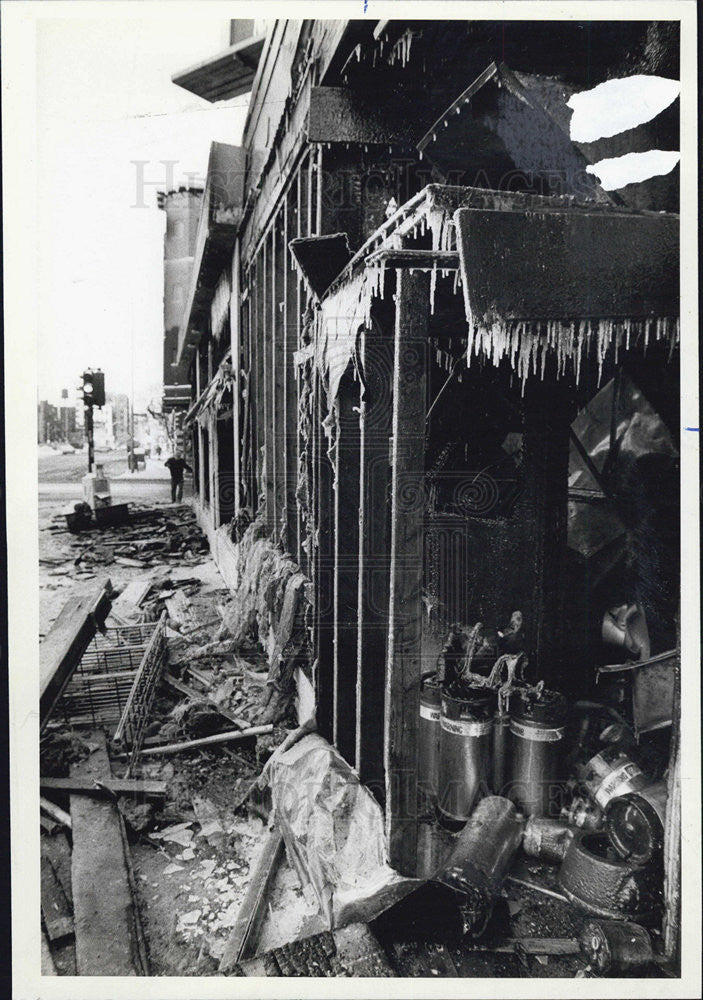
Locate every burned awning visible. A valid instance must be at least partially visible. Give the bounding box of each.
[184,351,234,427]
[453,205,679,385]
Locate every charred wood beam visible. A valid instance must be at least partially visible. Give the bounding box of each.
[219,827,285,972]
[333,367,361,764]
[41,776,167,804]
[366,248,459,270]
[385,266,429,874]
[40,578,112,731]
[356,322,393,794]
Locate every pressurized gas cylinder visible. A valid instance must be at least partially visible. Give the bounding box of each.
[491,704,511,796]
[579,745,649,813]
[438,687,495,824]
[508,688,568,817]
[419,673,442,804]
[579,919,654,975]
[432,796,524,937]
[605,779,667,866]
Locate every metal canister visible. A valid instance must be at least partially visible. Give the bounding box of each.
[579,919,654,975]
[419,673,442,804]
[491,704,511,797]
[431,796,524,937]
[438,687,495,824]
[508,688,568,817]
[578,745,649,812]
[605,779,668,866]
[523,816,576,863]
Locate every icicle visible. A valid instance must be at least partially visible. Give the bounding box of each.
[430,262,438,315]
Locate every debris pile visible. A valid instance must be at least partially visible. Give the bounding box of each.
[216,517,312,724]
[40,502,209,591]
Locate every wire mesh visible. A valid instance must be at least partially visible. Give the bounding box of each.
[113,612,167,776]
[56,620,164,734]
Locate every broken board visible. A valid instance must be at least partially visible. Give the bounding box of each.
[40,578,112,729]
[108,578,152,625]
[70,732,149,975]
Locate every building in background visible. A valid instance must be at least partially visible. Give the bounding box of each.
[37,400,60,444]
[107,392,131,447]
[92,402,115,451]
[157,187,203,456]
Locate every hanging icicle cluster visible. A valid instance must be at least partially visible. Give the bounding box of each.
[386,28,416,67]
[464,315,680,392]
[210,272,231,341]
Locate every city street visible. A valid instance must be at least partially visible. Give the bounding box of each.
[38,446,192,503]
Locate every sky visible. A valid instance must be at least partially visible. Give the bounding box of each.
[36,15,250,409]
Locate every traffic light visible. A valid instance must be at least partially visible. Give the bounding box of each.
[92,370,105,407]
[82,369,105,408]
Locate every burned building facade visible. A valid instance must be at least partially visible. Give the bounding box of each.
[171,18,681,960]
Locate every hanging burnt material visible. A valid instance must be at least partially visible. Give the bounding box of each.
[577,745,650,813]
[605,779,668,866]
[579,919,655,976]
[430,796,524,938]
[437,686,495,825]
[418,672,441,806]
[559,832,662,923]
[508,686,569,817]
[523,816,577,863]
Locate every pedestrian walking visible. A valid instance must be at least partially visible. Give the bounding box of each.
[164,453,192,503]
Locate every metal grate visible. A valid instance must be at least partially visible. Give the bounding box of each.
[55,618,166,756]
[113,612,167,776]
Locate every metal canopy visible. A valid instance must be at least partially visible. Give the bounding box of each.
[172,35,266,103]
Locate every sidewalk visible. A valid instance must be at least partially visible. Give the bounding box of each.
[113,458,171,481]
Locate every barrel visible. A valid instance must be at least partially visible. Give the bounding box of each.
[579,919,654,975]
[438,687,495,824]
[432,796,524,937]
[418,673,441,805]
[508,688,568,817]
[579,745,649,812]
[605,779,667,866]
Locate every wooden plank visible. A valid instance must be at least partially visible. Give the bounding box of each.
[41,854,74,942]
[385,266,429,875]
[138,725,273,756]
[283,187,298,554]
[70,732,148,975]
[219,827,285,972]
[41,930,58,975]
[355,323,393,793]
[465,937,580,956]
[40,796,72,829]
[41,776,167,804]
[263,237,275,528]
[108,578,152,624]
[366,248,460,270]
[39,578,112,729]
[313,364,335,743]
[333,366,360,765]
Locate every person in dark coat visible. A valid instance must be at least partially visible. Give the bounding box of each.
[164,454,192,502]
